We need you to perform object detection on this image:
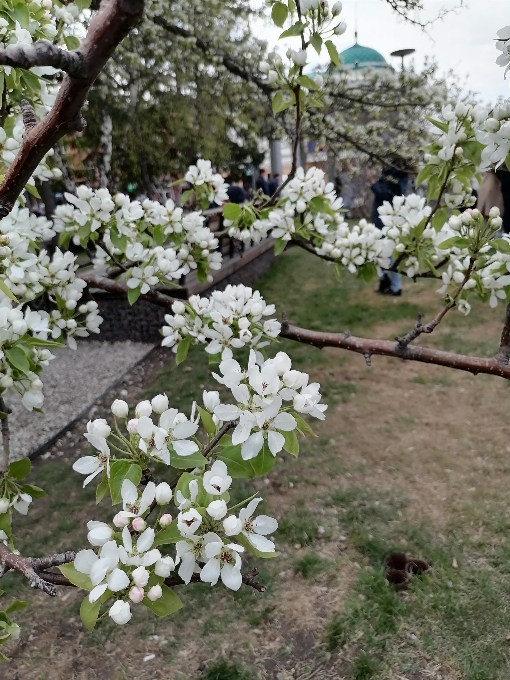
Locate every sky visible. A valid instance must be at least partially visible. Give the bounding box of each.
[253,0,509,105]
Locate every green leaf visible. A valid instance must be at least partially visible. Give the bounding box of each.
[80,595,101,631]
[64,35,81,51]
[143,585,183,617]
[236,533,278,559]
[491,238,510,254]
[432,207,447,232]
[250,442,276,476]
[310,32,323,54]
[8,457,31,481]
[426,117,449,133]
[272,90,296,115]
[218,445,255,479]
[127,286,141,306]
[5,347,30,376]
[20,484,45,499]
[197,406,216,437]
[25,182,41,198]
[223,202,242,220]
[297,75,319,90]
[96,474,109,504]
[153,520,181,547]
[437,236,462,250]
[13,3,30,28]
[282,430,299,456]
[175,336,191,365]
[75,0,92,9]
[279,20,305,38]
[5,600,26,615]
[108,461,142,505]
[170,450,208,469]
[59,564,93,591]
[325,40,340,67]
[416,164,436,188]
[272,91,283,116]
[0,512,11,538]
[152,224,165,246]
[274,238,288,256]
[271,1,288,27]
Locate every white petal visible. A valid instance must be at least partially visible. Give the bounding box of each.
[142,549,162,566]
[241,431,264,460]
[74,549,97,575]
[89,583,108,603]
[253,515,278,535]
[249,533,275,553]
[72,456,100,475]
[173,421,198,439]
[89,558,111,586]
[137,527,155,553]
[267,430,285,455]
[121,479,138,505]
[107,568,130,592]
[221,564,242,591]
[200,557,221,585]
[273,412,297,432]
[173,439,199,456]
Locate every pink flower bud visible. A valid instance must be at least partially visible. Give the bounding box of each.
[131,517,146,532]
[147,585,163,602]
[159,513,173,527]
[113,512,129,528]
[128,586,144,604]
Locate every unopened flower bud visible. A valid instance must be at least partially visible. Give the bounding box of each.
[156,482,172,505]
[131,517,146,532]
[159,513,173,527]
[135,400,152,418]
[332,1,342,16]
[203,390,220,411]
[455,147,463,156]
[172,300,185,315]
[113,512,129,528]
[334,20,347,35]
[109,600,131,625]
[147,584,163,601]
[151,393,169,414]
[267,70,278,84]
[111,399,129,418]
[314,74,324,88]
[154,556,175,577]
[489,207,501,218]
[223,514,243,536]
[127,418,139,434]
[492,216,503,229]
[132,565,150,587]
[206,499,228,520]
[0,498,9,514]
[129,586,144,603]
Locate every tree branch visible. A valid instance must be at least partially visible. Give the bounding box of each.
[495,302,510,366]
[164,568,265,592]
[0,397,10,473]
[203,422,234,458]
[280,321,510,381]
[0,0,145,218]
[0,545,76,597]
[81,273,175,309]
[0,41,85,76]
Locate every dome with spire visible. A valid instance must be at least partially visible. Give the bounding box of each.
[339,35,390,71]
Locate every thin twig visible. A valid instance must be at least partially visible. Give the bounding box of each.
[203,422,235,458]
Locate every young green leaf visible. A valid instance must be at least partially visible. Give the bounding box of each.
[143,585,183,617]
[5,347,30,376]
[274,238,288,256]
[218,445,256,478]
[108,461,142,505]
[8,457,31,480]
[80,595,102,631]
[250,442,276,476]
[175,336,192,365]
[271,1,288,27]
[197,406,216,437]
[127,286,142,306]
[282,430,299,456]
[325,40,340,67]
[59,564,94,591]
[153,520,182,547]
[310,32,323,54]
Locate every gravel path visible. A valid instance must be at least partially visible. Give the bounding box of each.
[7,340,153,461]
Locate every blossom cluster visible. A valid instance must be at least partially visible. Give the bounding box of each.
[495,26,510,76]
[476,99,510,170]
[161,284,281,358]
[53,182,223,291]
[213,349,327,460]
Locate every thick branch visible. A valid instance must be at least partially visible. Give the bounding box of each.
[0,41,85,76]
[0,0,145,218]
[81,273,175,309]
[0,545,75,596]
[280,322,510,381]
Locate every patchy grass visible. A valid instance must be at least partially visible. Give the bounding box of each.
[5,247,510,678]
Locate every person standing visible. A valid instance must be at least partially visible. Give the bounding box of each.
[268,172,280,196]
[255,168,269,195]
[370,165,409,296]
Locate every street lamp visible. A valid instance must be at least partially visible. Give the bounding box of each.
[390,48,416,71]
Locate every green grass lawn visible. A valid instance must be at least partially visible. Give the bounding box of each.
[4,247,510,679]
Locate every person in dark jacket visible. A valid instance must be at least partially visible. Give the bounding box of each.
[227,184,246,204]
[255,168,269,194]
[371,166,409,295]
[268,173,280,196]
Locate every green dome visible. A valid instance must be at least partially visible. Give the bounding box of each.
[339,42,388,70]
